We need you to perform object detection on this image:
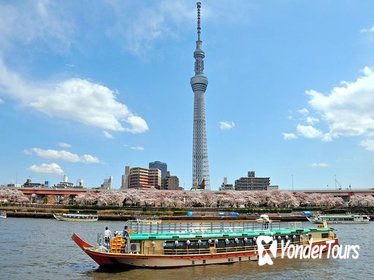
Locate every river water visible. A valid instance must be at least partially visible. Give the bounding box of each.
[0,218,373,280]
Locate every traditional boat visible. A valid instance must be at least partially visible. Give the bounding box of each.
[72,220,338,268]
[307,214,370,224]
[256,214,271,223]
[53,213,98,222]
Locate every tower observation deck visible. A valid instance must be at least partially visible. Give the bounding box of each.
[191,2,210,190]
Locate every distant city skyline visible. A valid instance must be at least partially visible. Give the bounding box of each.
[0,1,373,190]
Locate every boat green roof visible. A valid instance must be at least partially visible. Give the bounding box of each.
[128,227,332,241]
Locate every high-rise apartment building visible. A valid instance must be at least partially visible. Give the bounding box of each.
[148,168,161,189]
[121,166,130,189]
[125,167,162,189]
[149,161,167,179]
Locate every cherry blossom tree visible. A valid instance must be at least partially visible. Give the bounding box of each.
[97,191,124,206]
[349,195,374,207]
[75,191,100,205]
[0,189,29,203]
[68,188,370,209]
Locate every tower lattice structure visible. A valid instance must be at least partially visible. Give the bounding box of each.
[191,2,210,190]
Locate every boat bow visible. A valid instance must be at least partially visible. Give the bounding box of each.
[72,233,94,250]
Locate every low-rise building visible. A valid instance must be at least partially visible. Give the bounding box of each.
[219,177,234,191]
[161,171,180,190]
[234,171,270,191]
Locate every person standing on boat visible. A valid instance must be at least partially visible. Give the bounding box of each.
[123,225,130,252]
[104,226,112,247]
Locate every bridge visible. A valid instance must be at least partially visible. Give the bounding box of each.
[14,187,374,204]
[295,189,374,196]
[293,189,374,203]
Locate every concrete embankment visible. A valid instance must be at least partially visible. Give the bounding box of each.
[4,211,309,221]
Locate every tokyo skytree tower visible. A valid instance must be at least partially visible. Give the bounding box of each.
[191,2,210,190]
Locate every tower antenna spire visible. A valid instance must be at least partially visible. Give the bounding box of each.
[197,2,201,41]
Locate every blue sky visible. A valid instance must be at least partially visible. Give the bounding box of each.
[0,0,373,190]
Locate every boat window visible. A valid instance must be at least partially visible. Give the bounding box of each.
[188,240,209,249]
[292,235,300,242]
[189,241,199,249]
[200,240,209,249]
[244,238,254,246]
[176,241,187,249]
[226,239,236,247]
[216,239,226,248]
[321,233,329,238]
[236,238,244,246]
[164,241,175,249]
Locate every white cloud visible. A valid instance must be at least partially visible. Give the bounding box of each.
[311,163,329,168]
[58,142,71,148]
[305,67,374,141]
[360,25,374,33]
[361,139,374,151]
[125,116,149,134]
[107,1,254,56]
[0,1,74,54]
[219,121,235,130]
[80,154,100,164]
[130,146,144,151]
[28,163,64,175]
[297,108,309,116]
[0,1,254,58]
[0,59,148,133]
[306,116,319,125]
[108,1,194,56]
[25,148,100,164]
[103,131,113,139]
[296,124,322,138]
[282,133,297,140]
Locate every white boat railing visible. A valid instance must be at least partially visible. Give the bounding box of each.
[124,220,300,234]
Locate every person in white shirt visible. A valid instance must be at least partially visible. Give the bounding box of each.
[104,226,112,245]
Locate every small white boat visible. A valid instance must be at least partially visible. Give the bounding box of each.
[0,211,6,219]
[256,214,271,223]
[307,214,370,224]
[53,213,98,222]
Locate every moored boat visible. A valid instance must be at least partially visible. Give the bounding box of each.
[54,213,98,222]
[72,219,338,268]
[0,211,6,219]
[307,214,370,224]
[256,214,271,223]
